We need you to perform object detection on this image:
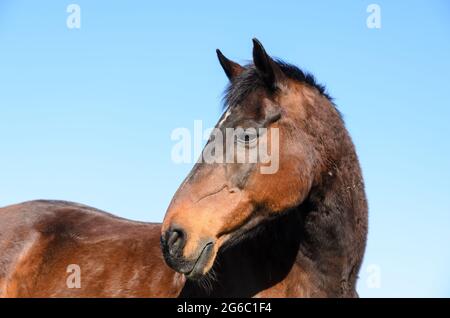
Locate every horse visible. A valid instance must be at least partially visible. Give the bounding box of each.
[162,39,368,297]
[0,200,183,297]
[0,39,367,298]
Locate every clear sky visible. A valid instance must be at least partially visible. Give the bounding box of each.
[1,1,449,297]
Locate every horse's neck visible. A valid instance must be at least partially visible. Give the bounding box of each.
[245,202,352,297]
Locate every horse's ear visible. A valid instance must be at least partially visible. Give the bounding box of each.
[216,49,244,81]
[252,38,285,89]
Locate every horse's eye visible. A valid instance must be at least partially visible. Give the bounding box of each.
[237,130,258,145]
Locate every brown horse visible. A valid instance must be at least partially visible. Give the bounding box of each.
[162,39,368,297]
[0,39,367,298]
[0,200,183,297]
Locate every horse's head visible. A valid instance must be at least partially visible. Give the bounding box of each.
[161,39,336,279]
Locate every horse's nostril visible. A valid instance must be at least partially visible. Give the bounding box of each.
[166,228,185,256]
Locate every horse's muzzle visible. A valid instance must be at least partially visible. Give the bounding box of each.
[160,228,214,279]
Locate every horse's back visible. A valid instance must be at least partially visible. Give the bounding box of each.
[0,200,182,297]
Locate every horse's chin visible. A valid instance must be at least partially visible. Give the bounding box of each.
[184,242,215,280]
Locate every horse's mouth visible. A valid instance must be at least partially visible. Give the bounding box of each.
[184,242,214,280]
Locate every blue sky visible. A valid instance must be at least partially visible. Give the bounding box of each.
[0,1,449,297]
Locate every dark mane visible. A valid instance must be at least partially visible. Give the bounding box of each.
[224,59,332,108]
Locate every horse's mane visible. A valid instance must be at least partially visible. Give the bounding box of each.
[223,59,332,109]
